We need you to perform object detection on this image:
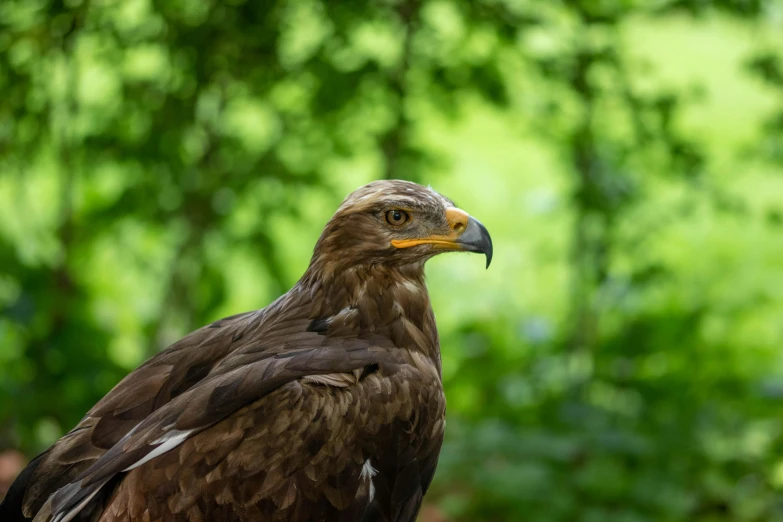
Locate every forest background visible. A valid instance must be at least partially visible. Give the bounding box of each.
[2,0,783,520]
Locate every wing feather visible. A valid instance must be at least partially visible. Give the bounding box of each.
[17,311,255,518]
[40,343,392,522]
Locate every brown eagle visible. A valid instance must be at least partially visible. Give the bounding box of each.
[1,180,492,522]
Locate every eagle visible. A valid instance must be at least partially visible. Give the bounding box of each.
[1,179,493,522]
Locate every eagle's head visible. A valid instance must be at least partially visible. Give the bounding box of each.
[311,180,493,271]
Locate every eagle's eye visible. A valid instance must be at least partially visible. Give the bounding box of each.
[385,209,410,226]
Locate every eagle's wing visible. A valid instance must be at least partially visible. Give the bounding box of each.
[0,310,258,521]
[38,341,392,522]
[94,353,444,522]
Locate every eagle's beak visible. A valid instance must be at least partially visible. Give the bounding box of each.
[457,215,494,269]
[391,208,494,268]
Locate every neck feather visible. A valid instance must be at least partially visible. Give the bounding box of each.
[297,261,440,362]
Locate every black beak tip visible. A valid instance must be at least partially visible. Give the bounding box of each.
[460,216,493,270]
[484,233,493,269]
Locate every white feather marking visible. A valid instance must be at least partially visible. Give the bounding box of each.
[302,373,357,387]
[399,279,420,294]
[360,459,378,502]
[123,429,192,471]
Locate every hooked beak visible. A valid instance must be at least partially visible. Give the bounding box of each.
[457,215,493,268]
[391,208,494,268]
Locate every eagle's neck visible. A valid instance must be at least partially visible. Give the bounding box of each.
[299,262,440,365]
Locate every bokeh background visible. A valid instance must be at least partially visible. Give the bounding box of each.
[2,0,783,520]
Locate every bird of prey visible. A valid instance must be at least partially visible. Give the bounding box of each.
[1,179,493,522]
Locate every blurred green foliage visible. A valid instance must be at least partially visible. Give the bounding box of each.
[2,0,783,520]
